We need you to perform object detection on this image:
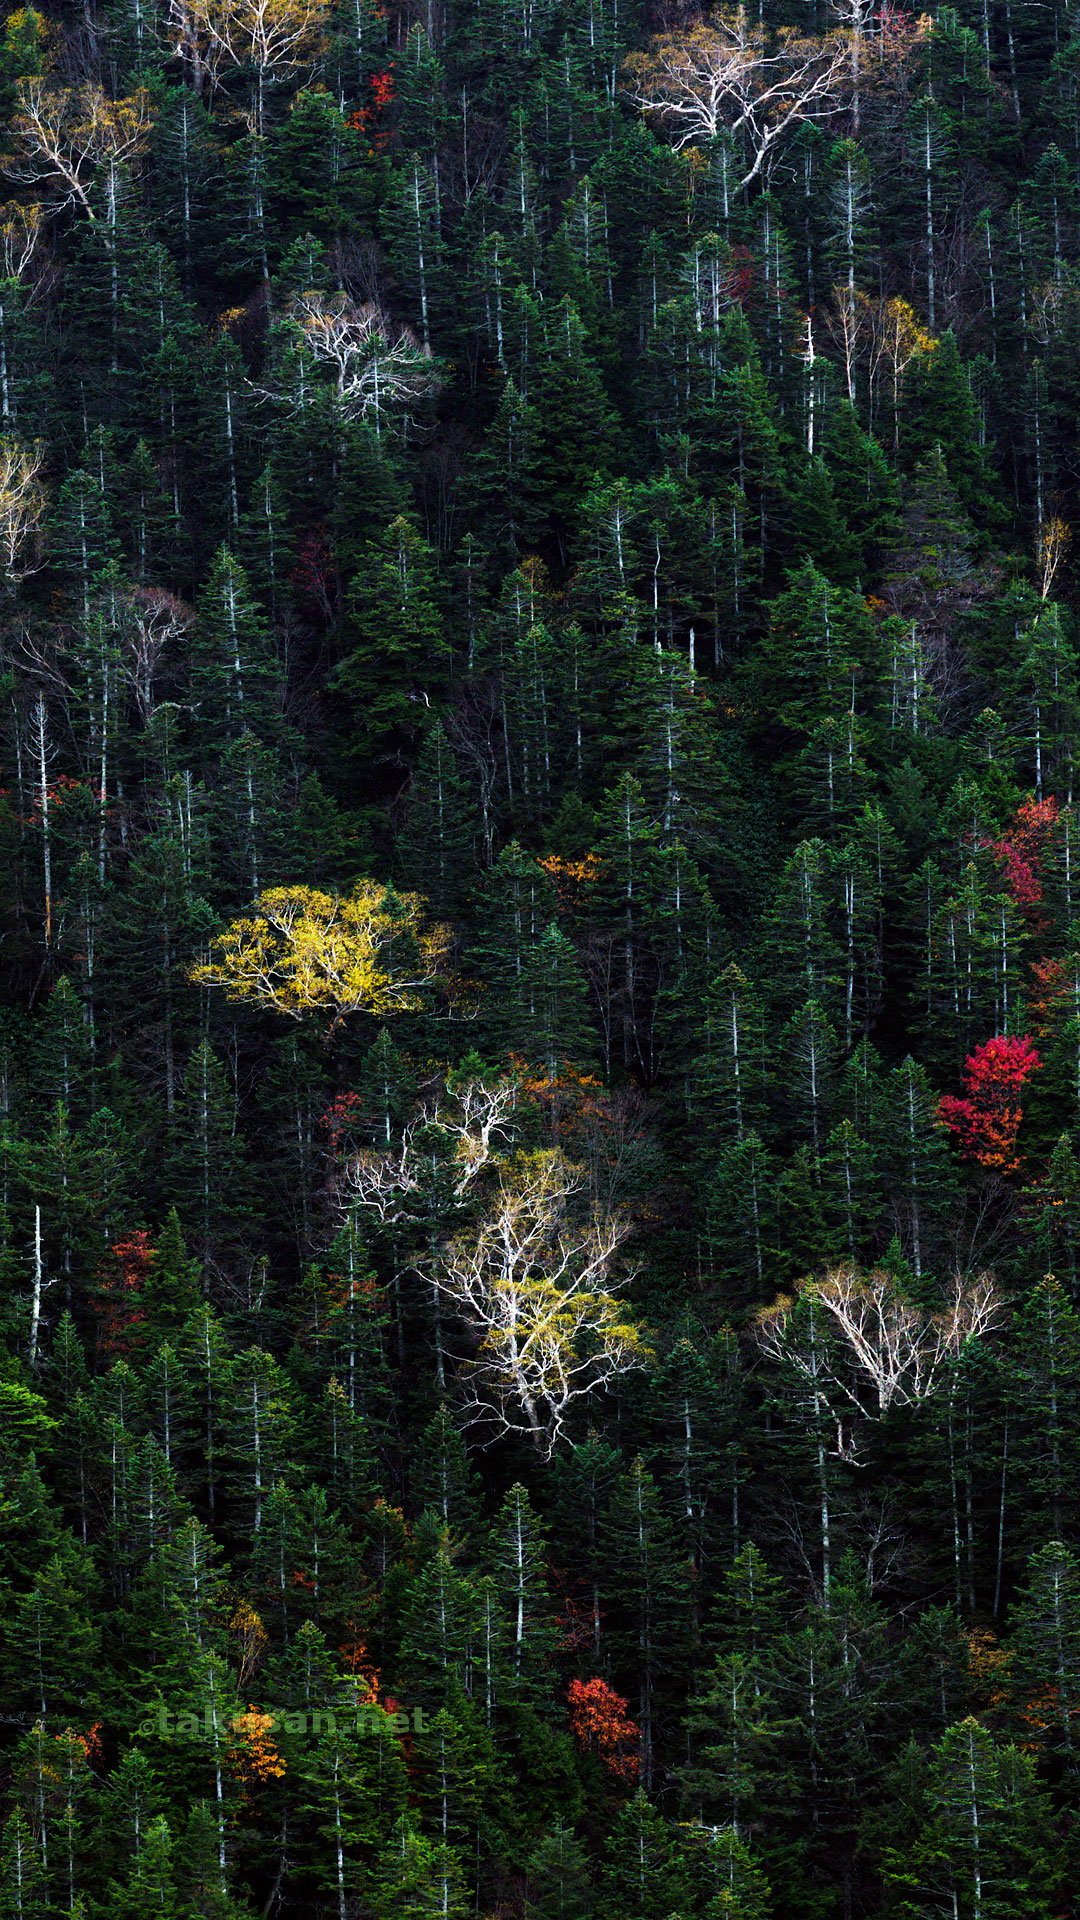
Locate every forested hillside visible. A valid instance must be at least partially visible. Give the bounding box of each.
[5,0,1080,1910]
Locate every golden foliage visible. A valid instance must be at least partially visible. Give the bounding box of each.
[227,1707,286,1784]
[968,1628,1013,1713]
[623,9,853,189]
[0,199,43,280]
[435,1147,650,1455]
[1037,516,1070,601]
[230,1600,268,1687]
[6,80,152,220]
[826,286,935,427]
[0,433,45,583]
[192,881,454,1036]
[537,850,602,916]
[168,0,328,129]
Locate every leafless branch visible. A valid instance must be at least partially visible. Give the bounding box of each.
[623,8,851,189]
[756,1265,1003,1424]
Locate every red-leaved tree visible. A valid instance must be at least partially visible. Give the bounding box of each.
[94,1230,152,1356]
[939,1035,1042,1174]
[988,797,1059,918]
[347,69,396,149]
[566,1677,641,1784]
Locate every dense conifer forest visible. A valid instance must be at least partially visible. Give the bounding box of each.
[8,0,1080,1909]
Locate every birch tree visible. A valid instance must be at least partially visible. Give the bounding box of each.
[5,82,152,225]
[168,0,328,132]
[756,1266,1002,1423]
[278,291,438,440]
[337,1071,516,1390]
[0,435,45,584]
[623,9,851,190]
[432,1148,647,1455]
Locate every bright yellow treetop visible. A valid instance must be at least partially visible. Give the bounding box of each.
[192,882,453,1035]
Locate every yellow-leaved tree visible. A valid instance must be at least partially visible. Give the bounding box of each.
[6,79,153,224]
[192,881,454,1037]
[168,0,328,133]
[0,433,45,583]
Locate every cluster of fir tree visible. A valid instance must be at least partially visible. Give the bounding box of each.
[11,1174,1080,1917]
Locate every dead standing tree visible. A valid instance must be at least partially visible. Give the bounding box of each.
[119,586,194,726]
[258,291,440,445]
[753,1266,1001,1606]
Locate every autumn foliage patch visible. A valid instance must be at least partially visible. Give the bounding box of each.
[939,1035,1042,1174]
[94,1230,153,1356]
[347,68,395,147]
[987,797,1059,919]
[566,1676,641,1784]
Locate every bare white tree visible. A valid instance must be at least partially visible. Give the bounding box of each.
[336,1073,516,1221]
[623,8,850,190]
[276,290,439,439]
[824,280,867,405]
[335,1072,516,1391]
[119,585,193,724]
[427,1077,519,1193]
[339,1139,422,1229]
[27,1204,59,1370]
[830,0,874,128]
[756,1266,1002,1423]
[432,1148,646,1457]
[25,688,57,946]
